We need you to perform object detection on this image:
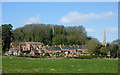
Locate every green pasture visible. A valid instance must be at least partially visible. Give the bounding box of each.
[2,57,118,73]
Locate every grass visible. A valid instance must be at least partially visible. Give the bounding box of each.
[2,57,118,73]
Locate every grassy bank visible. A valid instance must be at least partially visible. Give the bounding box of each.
[2,57,118,73]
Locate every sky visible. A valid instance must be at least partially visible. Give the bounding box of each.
[2,2,118,43]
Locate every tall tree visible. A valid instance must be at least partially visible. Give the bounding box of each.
[110,44,118,58]
[86,38,100,55]
[2,24,13,52]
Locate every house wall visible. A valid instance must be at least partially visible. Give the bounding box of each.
[42,46,47,53]
[29,50,35,55]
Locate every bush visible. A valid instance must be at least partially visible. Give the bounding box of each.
[61,53,64,57]
[75,56,93,59]
[74,55,111,59]
[56,52,59,55]
[44,53,50,56]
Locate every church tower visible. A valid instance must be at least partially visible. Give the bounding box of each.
[102,28,106,46]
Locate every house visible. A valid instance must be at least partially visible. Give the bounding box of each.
[5,41,88,56]
[59,45,76,53]
[20,42,43,55]
[4,48,19,56]
[20,42,42,51]
[29,50,39,56]
[4,42,20,56]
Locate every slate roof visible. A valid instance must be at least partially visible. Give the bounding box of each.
[49,47,61,51]
[45,46,61,51]
[61,46,76,50]
[75,45,86,49]
[45,46,49,50]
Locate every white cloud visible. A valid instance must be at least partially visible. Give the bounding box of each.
[25,15,41,24]
[86,29,95,33]
[106,28,118,33]
[59,11,115,25]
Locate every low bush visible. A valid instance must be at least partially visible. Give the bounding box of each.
[74,55,111,59]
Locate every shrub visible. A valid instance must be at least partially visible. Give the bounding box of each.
[44,53,50,56]
[61,53,64,57]
[75,56,93,59]
[75,55,111,59]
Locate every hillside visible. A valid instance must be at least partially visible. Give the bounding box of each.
[12,24,89,45]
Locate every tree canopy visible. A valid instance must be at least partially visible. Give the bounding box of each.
[12,24,88,46]
[2,24,13,52]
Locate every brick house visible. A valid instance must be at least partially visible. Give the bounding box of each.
[5,42,20,55]
[20,42,42,51]
[5,41,88,56]
[59,45,76,53]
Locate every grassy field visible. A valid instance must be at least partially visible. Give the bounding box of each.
[2,57,118,73]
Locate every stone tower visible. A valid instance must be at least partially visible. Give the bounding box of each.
[102,28,106,46]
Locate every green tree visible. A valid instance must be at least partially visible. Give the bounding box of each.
[13,24,88,46]
[56,52,59,56]
[44,53,50,56]
[110,44,118,58]
[86,38,100,55]
[93,44,101,55]
[2,24,13,52]
[99,47,109,55]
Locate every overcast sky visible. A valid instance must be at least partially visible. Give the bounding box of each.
[2,2,118,43]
